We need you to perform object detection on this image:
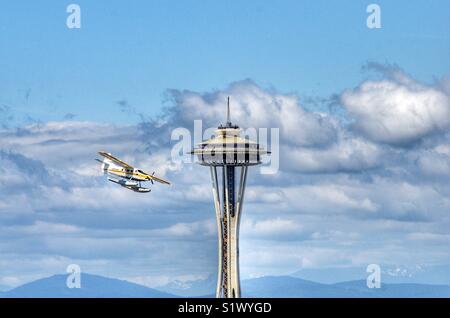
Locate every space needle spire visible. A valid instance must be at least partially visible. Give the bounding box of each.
[226,96,231,125]
[191,97,270,298]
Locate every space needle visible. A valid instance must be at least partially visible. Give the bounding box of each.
[191,97,270,298]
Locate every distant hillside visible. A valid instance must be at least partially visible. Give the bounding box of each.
[0,285,11,292]
[291,267,364,284]
[243,277,450,298]
[333,280,450,298]
[159,275,450,298]
[242,276,359,298]
[3,273,450,298]
[0,273,176,298]
[291,265,450,285]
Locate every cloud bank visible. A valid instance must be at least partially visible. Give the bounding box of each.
[1,64,450,288]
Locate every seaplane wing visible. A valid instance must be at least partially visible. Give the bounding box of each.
[98,151,134,169]
[135,169,170,185]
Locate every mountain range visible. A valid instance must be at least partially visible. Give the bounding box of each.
[0,273,175,298]
[243,276,450,298]
[1,272,450,298]
[290,265,450,285]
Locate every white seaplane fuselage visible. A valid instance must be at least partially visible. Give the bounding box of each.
[102,163,152,193]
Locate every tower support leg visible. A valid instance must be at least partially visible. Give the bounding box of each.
[210,165,248,298]
[210,166,223,298]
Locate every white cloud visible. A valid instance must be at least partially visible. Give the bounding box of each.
[414,148,450,178]
[170,80,338,147]
[151,220,215,238]
[168,80,382,174]
[341,72,450,145]
[282,135,382,173]
[20,221,81,235]
[242,217,304,239]
[282,183,379,214]
[408,232,450,243]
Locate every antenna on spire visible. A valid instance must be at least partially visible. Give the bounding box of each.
[226,96,231,125]
[218,96,237,129]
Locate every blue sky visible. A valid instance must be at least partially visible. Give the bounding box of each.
[1,0,449,124]
[1,1,450,291]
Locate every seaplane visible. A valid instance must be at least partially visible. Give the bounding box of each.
[96,151,170,193]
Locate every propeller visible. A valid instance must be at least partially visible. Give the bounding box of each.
[143,171,155,184]
[150,171,155,184]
